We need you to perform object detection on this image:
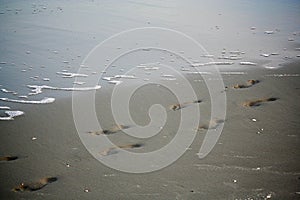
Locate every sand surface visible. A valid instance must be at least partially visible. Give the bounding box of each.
[1,61,300,199]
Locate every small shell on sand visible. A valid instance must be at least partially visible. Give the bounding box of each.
[31,137,37,141]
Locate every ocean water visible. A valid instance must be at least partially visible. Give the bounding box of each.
[0,0,299,101]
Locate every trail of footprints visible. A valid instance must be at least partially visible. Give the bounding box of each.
[87,79,278,156]
[233,79,278,107]
[1,78,278,193]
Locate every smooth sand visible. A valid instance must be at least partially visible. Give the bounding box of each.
[0,61,299,200]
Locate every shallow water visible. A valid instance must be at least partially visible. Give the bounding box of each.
[0,0,299,99]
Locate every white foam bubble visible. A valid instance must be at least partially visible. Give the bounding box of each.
[18,95,28,99]
[0,116,13,121]
[221,71,246,75]
[114,75,136,79]
[239,62,257,66]
[201,54,214,58]
[102,75,136,84]
[43,78,50,81]
[1,88,15,94]
[0,110,24,121]
[265,74,300,77]
[161,74,175,78]
[56,71,88,78]
[180,68,190,71]
[191,61,234,67]
[271,52,279,55]
[144,67,160,70]
[218,56,242,60]
[186,71,212,75]
[264,30,274,34]
[5,110,24,118]
[73,81,86,85]
[108,80,122,85]
[161,78,176,81]
[102,77,114,81]
[229,50,244,55]
[27,85,101,95]
[261,53,270,57]
[0,106,10,110]
[0,97,55,104]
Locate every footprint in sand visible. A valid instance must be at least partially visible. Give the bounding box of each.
[0,156,18,161]
[197,119,225,131]
[169,100,202,111]
[243,97,278,107]
[12,177,57,192]
[100,143,143,156]
[87,124,130,135]
[233,79,259,89]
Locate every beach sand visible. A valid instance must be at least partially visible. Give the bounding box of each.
[0,61,299,200]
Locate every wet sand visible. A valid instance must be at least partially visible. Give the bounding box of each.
[0,61,299,199]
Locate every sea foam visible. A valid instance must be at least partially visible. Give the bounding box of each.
[191,61,234,67]
[27,85,101,95]
[0,97,55,104]
[0,110,24,121]
[56,71,88,78]
[0,106,10,110]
